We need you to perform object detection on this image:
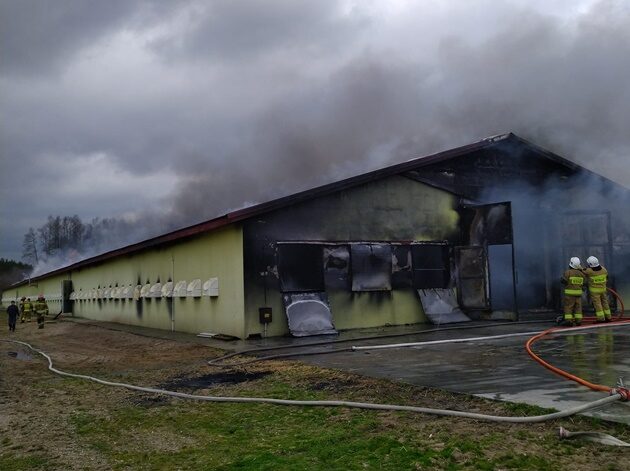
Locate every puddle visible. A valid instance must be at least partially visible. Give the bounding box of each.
[7,351,32,361]
[159,371,270,390]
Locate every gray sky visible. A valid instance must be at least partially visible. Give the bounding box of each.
[1,0,630,263]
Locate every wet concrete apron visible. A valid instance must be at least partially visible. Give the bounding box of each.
[271,323,630,424]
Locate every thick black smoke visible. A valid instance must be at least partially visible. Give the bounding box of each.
[2,0,630,270]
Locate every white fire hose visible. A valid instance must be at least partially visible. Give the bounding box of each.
[1,338,625,424]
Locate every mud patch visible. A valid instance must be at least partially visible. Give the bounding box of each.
[158,371,271,391]
[7,351,32,361]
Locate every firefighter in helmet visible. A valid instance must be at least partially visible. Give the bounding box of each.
[560,257,585,326]
[34,295,49,329]
[19,297,26,322]
[583,256,611,322]
[21,297,33,323]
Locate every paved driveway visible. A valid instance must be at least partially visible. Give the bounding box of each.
[289,322,630,424]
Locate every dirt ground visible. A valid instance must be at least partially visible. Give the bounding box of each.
[1,318,629,470]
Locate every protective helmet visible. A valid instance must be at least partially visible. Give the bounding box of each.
[587,256,600,267]
[569,257,581,269]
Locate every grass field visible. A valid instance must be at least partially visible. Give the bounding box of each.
[1,317,629,470]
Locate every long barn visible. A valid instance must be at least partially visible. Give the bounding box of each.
[3,133,629,338]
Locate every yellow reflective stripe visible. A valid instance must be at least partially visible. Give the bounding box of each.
[574,313,583,319]
[564,314,574,320]
[568,277,583,285]
[591,274,607,284]
[589,287,606,294]
[564,289,582,295]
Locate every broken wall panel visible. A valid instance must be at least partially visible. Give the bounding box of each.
[455,246,490,309]
[391,245,412,288]
[460,202,512,246]
[351,244,392,292]
[417,289,470,324]
[283,292,337,337]
[323,245,350,290]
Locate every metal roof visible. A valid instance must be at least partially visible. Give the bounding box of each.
[11,132,609,286]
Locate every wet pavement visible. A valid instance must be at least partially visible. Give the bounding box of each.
[67,318,630,424]
[282,322,630,424]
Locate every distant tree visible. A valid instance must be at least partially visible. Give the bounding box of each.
[68,215,84,250]
[22,227,39,266]
[0,258,32,290]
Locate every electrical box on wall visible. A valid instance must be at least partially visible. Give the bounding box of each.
[259,307,272,324]
[203,278,219,297]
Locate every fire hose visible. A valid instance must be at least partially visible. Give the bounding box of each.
[0,338,624,423]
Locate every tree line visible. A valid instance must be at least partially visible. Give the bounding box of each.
[0,258,33,290]
[21,215,138,266]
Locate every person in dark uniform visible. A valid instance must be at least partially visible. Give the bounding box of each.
[7,301,19,332]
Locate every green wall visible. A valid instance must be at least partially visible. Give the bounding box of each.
[2,225,246,338]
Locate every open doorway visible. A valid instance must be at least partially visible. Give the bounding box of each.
[456,202,517,317]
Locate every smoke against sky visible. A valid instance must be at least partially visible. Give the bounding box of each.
[1,0,629,262]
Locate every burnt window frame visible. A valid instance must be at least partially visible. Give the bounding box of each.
[350,243,393,292]
[277,243,325,293]
[411,243,451,289]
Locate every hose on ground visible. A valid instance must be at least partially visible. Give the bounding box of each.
[525,288,628,395]
[208,287,624,368]
[208,319,555,368]
[0,338,623,424]
[352,321,630,352]
[558,427,630,446]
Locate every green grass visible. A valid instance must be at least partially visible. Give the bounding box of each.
[0,454,50,471]
[69,401,493,470]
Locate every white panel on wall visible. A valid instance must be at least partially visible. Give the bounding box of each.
[203,278,219,297]
[150,282,162,298]
[174,280,187,297]
[133,285,142,301]
[187,279,202,297]
[140,283,151,298]
[161,281,174,298]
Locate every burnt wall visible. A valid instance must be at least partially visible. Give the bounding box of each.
[243,175,460,337]
[413,143,630,312]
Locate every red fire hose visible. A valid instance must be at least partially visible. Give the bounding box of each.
[526,288,630,398]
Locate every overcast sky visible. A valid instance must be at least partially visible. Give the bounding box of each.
[1,0,630,263]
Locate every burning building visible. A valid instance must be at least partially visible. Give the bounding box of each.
[2,133,629,338]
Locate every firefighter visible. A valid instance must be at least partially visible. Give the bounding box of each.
[18,297,25,322]
[560,257,585,326]
[21,297,33,323]
[34,296,49,329]
[583,256,611,323]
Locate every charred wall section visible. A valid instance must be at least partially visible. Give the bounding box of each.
[412,141,630,313]
[243,175,460,337]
